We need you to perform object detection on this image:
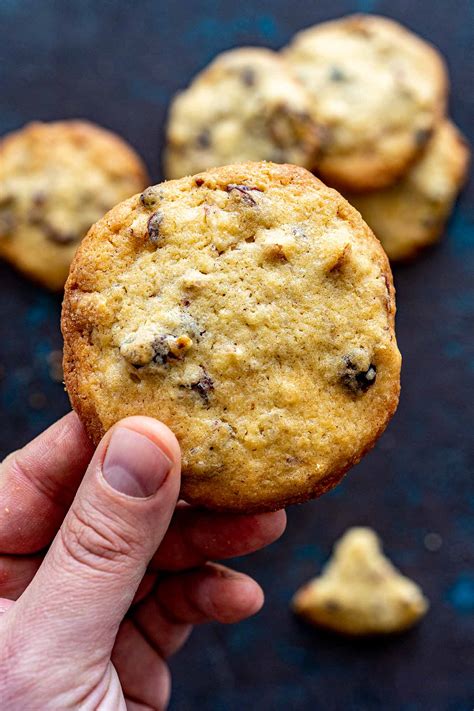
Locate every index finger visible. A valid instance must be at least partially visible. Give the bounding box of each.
[0,411,94,553]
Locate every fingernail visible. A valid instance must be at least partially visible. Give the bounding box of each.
[103,427,172,497]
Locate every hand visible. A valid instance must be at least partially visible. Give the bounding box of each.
[0,413,285,709]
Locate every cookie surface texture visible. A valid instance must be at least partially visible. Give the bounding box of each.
[62,162,401,512]
[164,48,320,179]
[283,14,447,191]
[346,120,470,260]
[0,120,148,289]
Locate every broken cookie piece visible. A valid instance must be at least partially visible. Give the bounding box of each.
[292,527,428,635]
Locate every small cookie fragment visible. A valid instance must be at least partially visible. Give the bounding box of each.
[0,120,148,289]
[345,120,470,260]
[292,527,428,635]
[62,162,401,513]
[164,47,321,179]
[283,14,447,191]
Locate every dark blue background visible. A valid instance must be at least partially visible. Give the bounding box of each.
[0,1,473,709]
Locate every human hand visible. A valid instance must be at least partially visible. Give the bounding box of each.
[0,413,286,709]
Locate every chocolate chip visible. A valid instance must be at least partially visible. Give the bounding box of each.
[241,67,256,87]
[0,212,15,236]
[43,224,79,244]
[414,127,433,148]
[196,130,211,149]
[147,211,164,245]
[32,191,46,207]
[195,177,205,187]
[190,367,214,404]
[341,357,377,394]
[226,184,263,206]
[140,187,161,209]
[27,191,48,224]
[329,66,347,82]
[0,195,17,236]
[150,335,173,366]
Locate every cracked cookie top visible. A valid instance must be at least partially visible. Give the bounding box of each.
[62,161,401,512]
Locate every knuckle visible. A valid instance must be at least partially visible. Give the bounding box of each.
[3,450,64,507]
[60,503,141,574]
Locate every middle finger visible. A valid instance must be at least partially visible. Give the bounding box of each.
[150,505,286,571]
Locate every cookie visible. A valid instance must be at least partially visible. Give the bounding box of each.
[62,161,401,513]
[345,120,470,261]
[283,14,448,191]
[0,120,148,290]
[164,48,321,179]
[292,528,429,635]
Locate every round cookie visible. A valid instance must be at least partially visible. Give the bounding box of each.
[283,14,448,191]
[346,120,470,261]
[62,161,401,513]
[164,48,321,179]
[0,120,149,290]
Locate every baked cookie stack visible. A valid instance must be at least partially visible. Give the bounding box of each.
[165,14,469,261]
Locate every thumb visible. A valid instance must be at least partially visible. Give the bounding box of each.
[9,416,181,667]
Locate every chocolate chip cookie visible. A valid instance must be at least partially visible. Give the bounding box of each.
[62,162,401,512]
[346,120,470,260]
[164,48,321,179]
[283,15,447,191]
[0,120,148,289]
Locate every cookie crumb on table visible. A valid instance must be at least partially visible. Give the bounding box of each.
[292,527,429,635]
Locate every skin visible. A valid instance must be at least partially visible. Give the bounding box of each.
[0,412,286,709]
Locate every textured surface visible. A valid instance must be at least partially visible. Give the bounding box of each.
[346,120,470,260]
[62,162,400,511]
[165,48,320,179]
[0,120,148,289]
[0,1,472,709]
[284,14,447,191]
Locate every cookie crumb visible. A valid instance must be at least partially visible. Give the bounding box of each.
[292,527,428,635]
